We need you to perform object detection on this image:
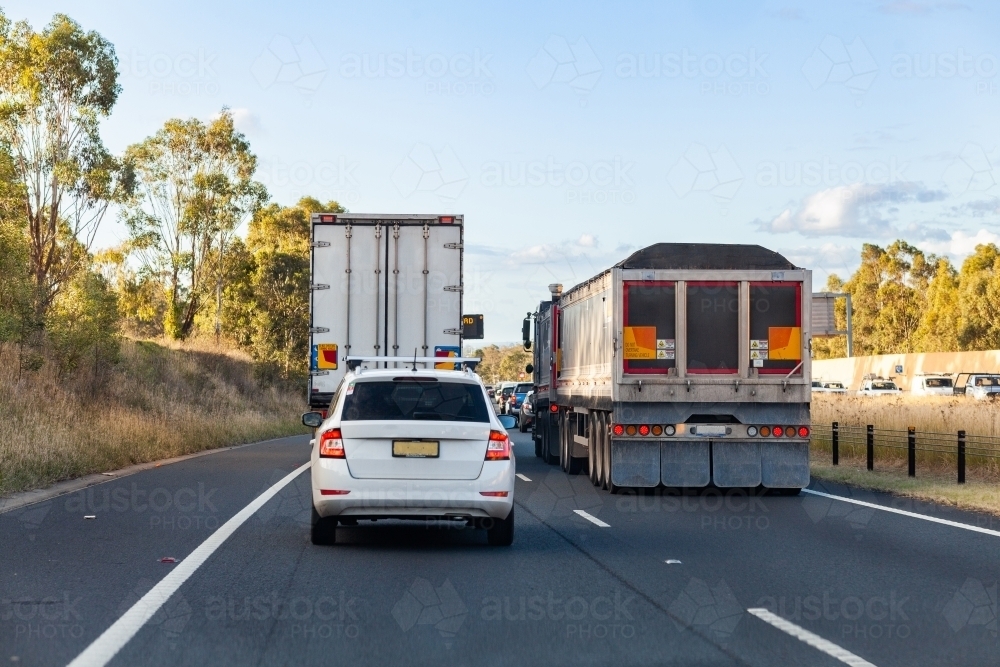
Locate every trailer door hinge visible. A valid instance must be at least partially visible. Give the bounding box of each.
[310,284,330,291]
[311,241,331,248]
[443,328,462,335]
[309,327,330,334]
[444,243,463,250]
[444,285,462,292]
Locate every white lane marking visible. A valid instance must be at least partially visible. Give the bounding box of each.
[748,608,877,667]
[802,488,1000,538]
[573,510,610,527]
[515,473,532,482]
[67,462,311,667]
[665,559,682,564]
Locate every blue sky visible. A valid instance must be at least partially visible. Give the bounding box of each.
[9,0,1000,342]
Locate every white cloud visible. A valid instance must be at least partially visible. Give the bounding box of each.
[918,229,1000,258]
[213,108,262,136]
[757,182,946,238]
[577,233,596,247]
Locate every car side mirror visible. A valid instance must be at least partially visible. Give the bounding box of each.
[525,364,534,374]
[302,412,324,428]
[498,415,517,430]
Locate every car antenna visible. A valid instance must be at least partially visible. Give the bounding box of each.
[412,348,418,372]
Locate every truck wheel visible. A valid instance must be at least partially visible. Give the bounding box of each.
[603,436,619,494]
[594,413,606,487]
[534,431,543,458]
[311,506,337,545]
[486,506,514,546]
[560,415,570,473]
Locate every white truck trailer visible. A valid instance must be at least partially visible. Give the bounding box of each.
[307,213,466,411]
[528,243,812,492]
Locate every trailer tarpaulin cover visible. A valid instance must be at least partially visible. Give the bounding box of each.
[615,243,798,271]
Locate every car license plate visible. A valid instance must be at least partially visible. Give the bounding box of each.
[695,425,727,437]
[392,441,439,458]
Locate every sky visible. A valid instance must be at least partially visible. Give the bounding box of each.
[9,0,1000,343]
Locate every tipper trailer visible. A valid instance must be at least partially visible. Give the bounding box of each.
[307,213,465,411]
[528,243,812,492]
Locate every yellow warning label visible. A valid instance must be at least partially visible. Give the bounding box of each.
[623,326,657,360]
[768,327,801,360]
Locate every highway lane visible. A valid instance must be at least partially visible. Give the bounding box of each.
[2,430,999,666]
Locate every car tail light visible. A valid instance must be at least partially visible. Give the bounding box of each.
[664,424,676,436]
[773,426,783,437]
[550,404,559,413]
[486,430,510,461]
[479,491,509,497]
[638,424,650,436]
[319,428,345,458]
[785,426,796,437]
[798,426,810,438]
[612,424,624,436]
[439,216,455,224]
[759,426,771,437]
[320,489,350,495]
[651,425,663,436]
[747,426,758,437]
[625,425,637,436]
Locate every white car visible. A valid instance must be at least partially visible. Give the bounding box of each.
[811,380,846,394]
[911,374,954,396]
[858,378,902,396]
[302,364,517,546]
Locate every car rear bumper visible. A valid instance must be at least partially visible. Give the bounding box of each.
[311,458,514,520]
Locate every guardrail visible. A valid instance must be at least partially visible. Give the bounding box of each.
[810,422,1000,483]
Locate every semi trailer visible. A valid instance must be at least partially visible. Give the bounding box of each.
[527,243,812,492]
[307,213,466,411]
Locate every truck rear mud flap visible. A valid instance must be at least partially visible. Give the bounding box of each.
[610,440,809,488]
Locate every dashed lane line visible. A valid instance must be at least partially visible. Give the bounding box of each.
[66,462,312,667]
[515,473,532,482]
[748,608,877,667]
[573,510,610,527]
[802,488,1000,538]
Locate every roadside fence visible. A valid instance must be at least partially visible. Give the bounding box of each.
[810,423,1000,484]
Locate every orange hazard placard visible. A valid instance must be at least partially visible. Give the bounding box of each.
[768,327,801,360]
[623,326,657,360]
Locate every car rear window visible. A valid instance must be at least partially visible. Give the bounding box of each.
[515,383,532,393]
[341,380,490,422]
[925,378,952,387]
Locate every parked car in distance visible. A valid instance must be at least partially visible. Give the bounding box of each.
[485,385,496,399]
[954,373,1000,400]
[858,377,902,396]
[811,380,846,394]
[519,390,535,432]
[911,374,954,396]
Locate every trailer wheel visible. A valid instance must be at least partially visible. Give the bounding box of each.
[544,412,559,465]
[559,412,569,473]
[588,413,599,485]
[595,412,607,488]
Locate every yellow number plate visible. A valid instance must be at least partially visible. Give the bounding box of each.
[392,441,439,458]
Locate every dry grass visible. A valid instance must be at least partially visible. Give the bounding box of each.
[809,393,1000,515]
[0,338,305,497]
[812,393,1000,437]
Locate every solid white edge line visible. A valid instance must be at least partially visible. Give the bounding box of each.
[802,488,1000,538]
[515,473,532,482]
[748,608,877,667]
[67,461,311,667]
[573,509,610,527]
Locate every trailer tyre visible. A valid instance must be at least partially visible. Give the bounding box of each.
[588,414,599,485]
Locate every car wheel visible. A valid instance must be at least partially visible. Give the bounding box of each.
[519,418,526,433]
[486,506,514,546]
[311,506,337,545]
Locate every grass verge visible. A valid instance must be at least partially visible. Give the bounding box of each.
[0,338,306,497]
[810,458,1000,518]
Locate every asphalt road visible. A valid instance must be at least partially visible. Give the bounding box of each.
[2,430,999,666]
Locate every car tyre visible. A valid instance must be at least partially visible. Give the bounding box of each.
[486,506,514,546]
[311,506,337,545]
